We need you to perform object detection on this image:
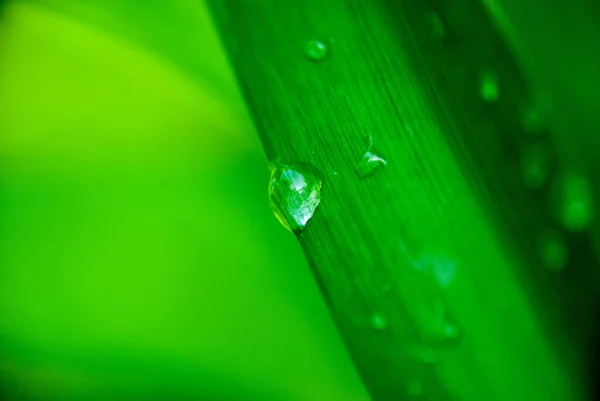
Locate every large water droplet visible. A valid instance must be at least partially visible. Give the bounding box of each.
[520,141,553,190]
[304,40,328,61]
[370,312,388,331]
[551,172,595,232]
[538,230,568,271]
[479,71,499,103]
[269,163,322,233]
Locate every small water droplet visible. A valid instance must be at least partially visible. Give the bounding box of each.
[479,71,499,103]
[520,141,553,190]
[304,40,328,61]
[269,163,322,233]
[356,135,387,177]
[356,151,387,177]
[538,230,568,271]
[370,312,388,331]
[551,172,595,232]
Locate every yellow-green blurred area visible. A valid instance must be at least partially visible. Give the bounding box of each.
[0,1,369,399]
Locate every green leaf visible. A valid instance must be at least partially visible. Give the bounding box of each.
[207,0,597,400]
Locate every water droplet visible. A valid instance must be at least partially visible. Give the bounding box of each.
[551,172,595,232]
[427,12,445,39]
[356,151,387,177]
[269,163,322,233]
[479,71,499,103]
[538,230,568,271]
[370,312,388,331]
[520,141,553,190]
[304,40,328,61]
[356,135,387,177]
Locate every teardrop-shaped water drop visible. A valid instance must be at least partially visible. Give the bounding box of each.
[269,163,322,233]
[304,40,328,61]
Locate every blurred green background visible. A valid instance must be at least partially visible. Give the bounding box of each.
[0,1,369,399]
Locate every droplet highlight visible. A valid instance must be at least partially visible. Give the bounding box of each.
[538,230,568,272]
[370,312,388,331]
[551,172,595,232]
[304,40,328,61]
[269,163,322,233]
[479,71,499,103]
